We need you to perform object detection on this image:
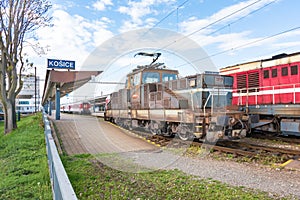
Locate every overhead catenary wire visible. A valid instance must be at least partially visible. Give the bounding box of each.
[141,0,190,37]
[105,0,277,81]
[156,0,272,51]
[207,0,277,37]
[174,26,300,68]
[94,0,279,80]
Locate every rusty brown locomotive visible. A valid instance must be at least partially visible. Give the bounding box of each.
[105,53,249,142]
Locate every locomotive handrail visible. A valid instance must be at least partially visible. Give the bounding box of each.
[203,87,229,116]
[203,92,212,116]
[235,83,300,105]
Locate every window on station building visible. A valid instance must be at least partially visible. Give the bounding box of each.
[291,65,298,75]
[272,69,277,77]
[263,70,269,78]
[19,101,30,105]
[282,67,288,76]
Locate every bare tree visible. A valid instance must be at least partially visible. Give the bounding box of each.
[0,0,51,134]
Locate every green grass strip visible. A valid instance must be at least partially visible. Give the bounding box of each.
[0,114,52,200]
[62,154,285,200]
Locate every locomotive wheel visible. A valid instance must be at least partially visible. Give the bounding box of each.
[178,132,190,141]
[156,129,162,135]
[127,120,133,131]
[177,126,192,141]
[150,121,160,135]
[150,128,157,135]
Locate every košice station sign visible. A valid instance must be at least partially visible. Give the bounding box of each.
[47,59,75,70]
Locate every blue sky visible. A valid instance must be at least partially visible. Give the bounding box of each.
[26,0,300,97]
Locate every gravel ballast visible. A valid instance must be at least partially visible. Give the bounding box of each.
[118,149,300,199]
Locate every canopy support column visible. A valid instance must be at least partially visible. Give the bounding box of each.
[55,84,61,120]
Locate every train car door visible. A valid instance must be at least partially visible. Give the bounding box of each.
[279,64,292,103]
[129,72,142,109]
[270,66,280,104]
[289,64,300,103]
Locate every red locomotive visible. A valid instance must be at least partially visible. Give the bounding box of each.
[220,52,300,136]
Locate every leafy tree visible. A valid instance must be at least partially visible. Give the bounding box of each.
[0,0,51,134]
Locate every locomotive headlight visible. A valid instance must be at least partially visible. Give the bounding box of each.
[132,94,139,99]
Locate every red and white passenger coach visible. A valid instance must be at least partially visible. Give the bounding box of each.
[220,52,300,136]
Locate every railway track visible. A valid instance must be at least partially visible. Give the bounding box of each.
[112,122,300,162]
[142,132,300,159]
[250,131,300,145]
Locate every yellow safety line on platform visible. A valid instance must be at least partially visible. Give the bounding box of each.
[280,159,294,167]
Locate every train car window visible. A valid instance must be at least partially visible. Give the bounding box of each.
[162,73,177,82]
[142,72,160,84]
[281,67,288,76]
[291,65,298,75]
[271,69,277,77]
[263,70,269,78]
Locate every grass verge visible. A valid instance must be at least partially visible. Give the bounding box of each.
[62,153,282,199]
[0,114,52,200]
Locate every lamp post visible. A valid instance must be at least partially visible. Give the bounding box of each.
[35,66,37,113]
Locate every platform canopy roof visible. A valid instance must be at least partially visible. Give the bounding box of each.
[42,70,102,105]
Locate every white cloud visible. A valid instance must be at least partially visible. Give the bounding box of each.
[178,0,278,52]
[180,0,276,35]
[27,9,113,70]
[117,0,175,32]
[92,0,113,11]
[118,1,152,23]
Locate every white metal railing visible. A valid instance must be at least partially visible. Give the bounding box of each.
[42,109,78,200]
[235,83,300,106]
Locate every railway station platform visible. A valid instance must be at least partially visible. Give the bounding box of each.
[47,112,158,156]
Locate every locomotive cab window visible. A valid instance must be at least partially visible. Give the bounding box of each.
[142,72,160,84]
[129,72,141,87]
[291,65,298,75]
[263,70,269,78]
[282,67,288,76]
[162,73,177,82]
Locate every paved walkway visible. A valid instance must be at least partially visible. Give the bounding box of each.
[49,113,157,155]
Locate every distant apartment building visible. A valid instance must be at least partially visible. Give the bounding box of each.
[16,74,41,114]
